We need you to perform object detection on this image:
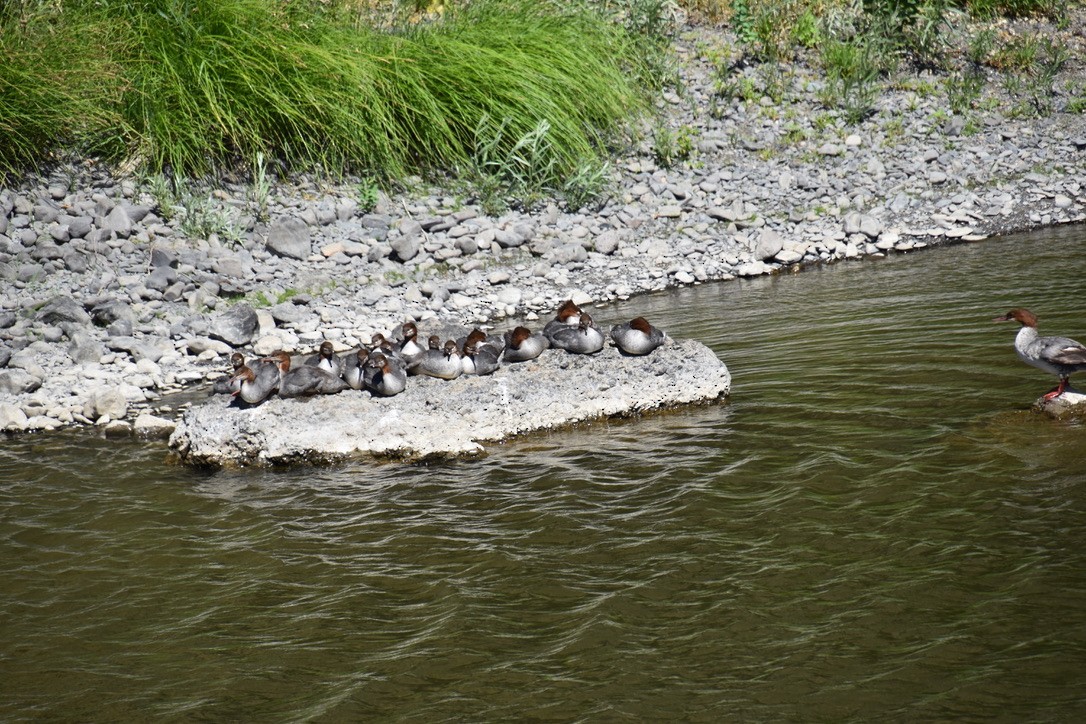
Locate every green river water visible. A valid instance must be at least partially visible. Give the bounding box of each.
[2,226,1085,721]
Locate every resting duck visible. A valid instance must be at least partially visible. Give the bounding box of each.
[397,322,426,367]
[549,312,605,354]
[410,338,462,380]
[611,317,666,356]
[228,360,280,404]
[502,326,548,363]
[212,352,247,394]
[995,308,1086,400]
[461,337,501,376]
[304,340,345,379]
[542,299,584,341]
[364,351,407,396]
[343,347,370,390]
[263,350,348,398]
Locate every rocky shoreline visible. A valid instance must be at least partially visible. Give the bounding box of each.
[2,23,1085,437]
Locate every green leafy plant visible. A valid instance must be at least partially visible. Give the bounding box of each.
[946,68,986,113]
[819,38,883,124]
[357,178,380,213]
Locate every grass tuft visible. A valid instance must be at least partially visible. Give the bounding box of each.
[0,0,651,207]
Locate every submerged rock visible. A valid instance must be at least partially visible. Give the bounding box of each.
[169,337,730,466]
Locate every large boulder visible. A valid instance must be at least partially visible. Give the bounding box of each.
[209,303,258,347]
[82,386,128,421]
[36,296,91,326]
[266,217,311,260]
[169,337,731,466]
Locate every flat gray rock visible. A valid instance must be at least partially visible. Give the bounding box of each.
[170,337,730,466]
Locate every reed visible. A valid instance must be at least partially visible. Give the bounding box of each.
[0,0,650,204]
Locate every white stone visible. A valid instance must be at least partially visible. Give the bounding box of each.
[253,335,285,356]
[0,403,28,431]
[569,291,593,306]
[134,413,176,439]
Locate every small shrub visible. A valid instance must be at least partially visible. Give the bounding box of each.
[819,38,883,124]
[652,124,695,168]
[357,178,380,213]
[946,67,986,113]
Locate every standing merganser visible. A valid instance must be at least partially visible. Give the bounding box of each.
[411,338,462,380]
[611,316,666,356]
[502,326,549,362]
[461,338,501,375]
[542,299,584,341]
[304,340,346,379]
[212,352,247,394]
[229,361,280,404]
[549,312,605,354]
[995,308,1086,400]
[364,351,407,396]
[343,347,370,390]
[263,350,349,398]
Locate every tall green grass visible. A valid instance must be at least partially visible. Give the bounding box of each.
[0,8,128,169]
[0,0,651,203]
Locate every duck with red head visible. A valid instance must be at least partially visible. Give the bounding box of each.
[502,326,548,363]
[548,312,605,354]
[363,351,408,396]
[995,308,1086,400]
[212,352,247,395]
[228,359,280,404]
[343,347,370,390]
[304,340,346,379]
[398,322,425,366]
[461,336,500,375]
[263,350,349,398]
[410,338,462,380]
[610,316,666,356]
[542,299,584,341]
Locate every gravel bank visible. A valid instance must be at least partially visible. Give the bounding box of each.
[1,21,1084,437]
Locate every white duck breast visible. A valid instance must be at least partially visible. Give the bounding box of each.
[502,326,548,362]
[549,313,605,354]
[610,317,666,356]
[364,353,407,396]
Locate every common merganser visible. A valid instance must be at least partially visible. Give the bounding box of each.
[229,362,280,404]
[411,338,462,380]
[542,299,584,340]
[461,338,501,375]
[364,351,407,396]
[995,308,1086,400]
[398,322,425,367]
[370,332,404,366]
[212,352,247,394]
[304,340,346,379]
[502,326,549,362]
[549,312,605,354]
[343,347,370,390]
[263,350,349,397]
[611,316,666,356]
[457,328,504,357]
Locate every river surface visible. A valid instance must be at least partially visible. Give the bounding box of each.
[3,227,1086,721]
